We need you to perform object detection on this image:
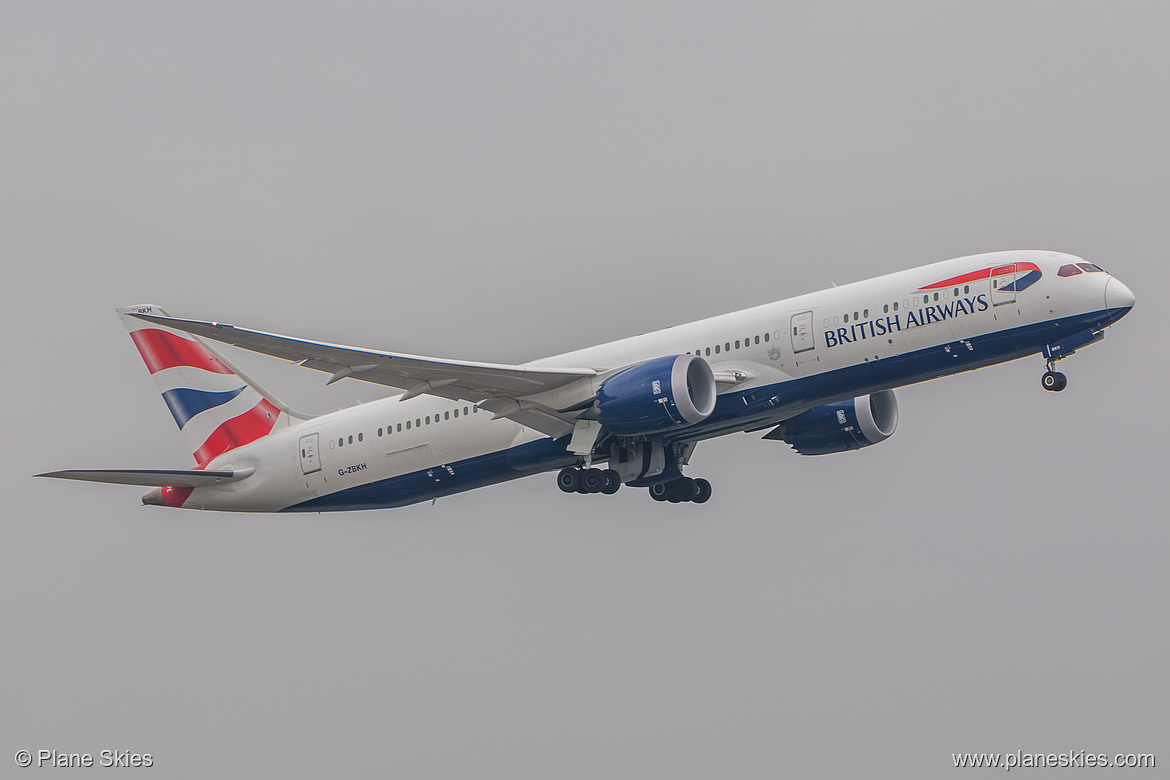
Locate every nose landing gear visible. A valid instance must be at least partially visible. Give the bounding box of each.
[1041,355,1068,392]
[1041,368,1067,392]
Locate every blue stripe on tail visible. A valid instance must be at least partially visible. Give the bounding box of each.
[161,386,246,429]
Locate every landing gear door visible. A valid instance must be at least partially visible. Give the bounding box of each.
[299,433,321,475]
[790,311,815,353]
[990,264,1017,307]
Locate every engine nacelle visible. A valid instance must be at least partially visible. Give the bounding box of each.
[597,355,717,436]
[765,389,899,455]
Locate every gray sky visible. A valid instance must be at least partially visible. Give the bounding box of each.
[3,2,1167,777]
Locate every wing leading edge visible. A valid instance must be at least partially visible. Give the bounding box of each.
[131,313,600,438]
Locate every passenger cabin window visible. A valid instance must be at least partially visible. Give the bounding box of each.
[764,333,770,342]
[397,423,402,432]
[348,435,353,444]
[714,344,720,354]
[357,432,363,442]
[754,335,760,344]
[406,421,411,430]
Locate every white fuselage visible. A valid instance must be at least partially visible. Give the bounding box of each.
[179,251,1133,512]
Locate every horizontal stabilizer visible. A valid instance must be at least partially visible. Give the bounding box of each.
[36,468,255,488]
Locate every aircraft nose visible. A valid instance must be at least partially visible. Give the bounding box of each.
[1105,277,1136,316]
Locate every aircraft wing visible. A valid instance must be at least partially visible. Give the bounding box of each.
[132,313,597,438]
[36,468,255,487]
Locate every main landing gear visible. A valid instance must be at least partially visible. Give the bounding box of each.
[556,467,713,504]
[1041,360,1067,392]
[557,467,621,495]
[648,477,712,504]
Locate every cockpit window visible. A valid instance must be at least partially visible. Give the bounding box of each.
[1076,263,1105,273]
[1058,264,1082,277]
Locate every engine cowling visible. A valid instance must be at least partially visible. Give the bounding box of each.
[597,354,717,436]
[765,389,899,455]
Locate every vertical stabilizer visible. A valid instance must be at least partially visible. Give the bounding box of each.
[117,304,293,466]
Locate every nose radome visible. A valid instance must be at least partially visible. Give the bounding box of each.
[1105,277,1136,314]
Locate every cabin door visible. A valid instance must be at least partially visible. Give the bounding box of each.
[990,264,1017,307]
[790,311,815,353]
[299,433,321,475]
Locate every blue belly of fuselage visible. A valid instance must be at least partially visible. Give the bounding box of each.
[282,308,1121,512]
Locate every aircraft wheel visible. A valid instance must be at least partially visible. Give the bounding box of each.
[1042,371,1067,392]
[601,469,621,495]
[580,468,604,493]
[692,478,712,504]
[557,468,580,493]
[668,478,694,503]
[649,482,669,502]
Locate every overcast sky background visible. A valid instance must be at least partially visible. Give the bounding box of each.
[3,2,1167,777]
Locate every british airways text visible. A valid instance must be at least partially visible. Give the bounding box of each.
[823,294,989,348]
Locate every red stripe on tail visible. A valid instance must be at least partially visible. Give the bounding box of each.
[160,485,194,507]
[130,329,234,375]
[194,400,280,466]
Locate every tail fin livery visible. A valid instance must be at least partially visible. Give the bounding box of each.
[117,305,297,466]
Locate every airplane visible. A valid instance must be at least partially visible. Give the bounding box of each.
[38,250,1134,511]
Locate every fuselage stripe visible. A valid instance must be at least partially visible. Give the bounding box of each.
[918,262,1041,290]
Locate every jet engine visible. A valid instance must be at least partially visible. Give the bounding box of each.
[596,355,717,436]
[764,389,899,455]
